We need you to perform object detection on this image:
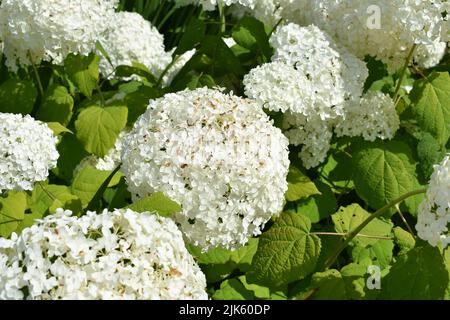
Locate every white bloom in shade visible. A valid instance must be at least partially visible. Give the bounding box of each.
[121,88,290,250]
[0,0,119,72]
[289,0,449,72]
[283,113,333,169]
[99,11,172,80]
[334,91,400,141]
[416,156,450,249]
[229,0,282,27]
[414,40,447,69]
[0,208,208,300]
[0,113,59,192]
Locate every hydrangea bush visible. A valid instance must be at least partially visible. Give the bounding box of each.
[0,0,449,300]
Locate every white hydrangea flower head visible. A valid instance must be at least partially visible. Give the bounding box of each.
[416,156,450,249]
[99,11,172,80]
[244,61,315,114]
[0,0,119,72]
[0,208,208,300]
[290,0,449,72]
[282,113,333,169]
[414,39,447,69]
[121,87,290,250]
[0,113,59,192]
[269,23,368,117]
[334,91,400,141]
[229,0,282,27]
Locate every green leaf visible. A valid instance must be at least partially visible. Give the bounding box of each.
[238,276,271,299]
[309,269,347,300]
[285,166,321,202]
[0,192,27,237]
[213,279,255,300]
[393,226,416,255]
[127,192,181,216]
[15,210,42,234]
[30,184,82,216]
[71,165,114,208]
[247,213,321,287]
[380,242,449,299]
[53,134,89,183]
[232,17,272,61]
[64,53,100,98]
[351,240,394,268]
[115,62,157,84]
[175,18,206,55]
[198,36,244,77]
[319,151,355,192]
[37,85,74,125]
[410,72,450,146]
[332,204,393,247]
[352,140,421,212]
[295,180,337,223]
[46,122,73,136]
[75,105,128,157]
[0,78,37,114]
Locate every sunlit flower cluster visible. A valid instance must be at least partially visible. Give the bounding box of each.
[0,0,119,72]
[0,208,208,300]
[0,113,59,193]
[121,87,290,250]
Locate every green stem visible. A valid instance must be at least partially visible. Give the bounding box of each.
[95,82,105,107]
[217,0,226,34]
[157,6,178,30]
[156,54,182,88]
[29,56,44,97]
[38,182,57,202]
[323,188,427,270]
[393,44,417,105]
[312,232,393,240]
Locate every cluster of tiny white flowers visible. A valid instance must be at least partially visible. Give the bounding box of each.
[335,91,400,141]
[416,156,450,249]
[245,24,368,120]
[99,11,172,80]
[0,208,208,300]
[0,113,59,193]
[121,87,290,250]
[283,113,333,169]
[244,23,368,168]
[283,0,449,72]
[0,0,119,72]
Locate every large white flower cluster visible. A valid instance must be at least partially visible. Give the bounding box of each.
[121,87,290,250]
[416,156,450,249]
[0,0,119,72]
[246,24,368,120]
[99,11,172,80]
[282,0,449,72]
[334,91,400,141]
[244,23,369,168]
[0,113,59,193]
[0,208,208,300]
